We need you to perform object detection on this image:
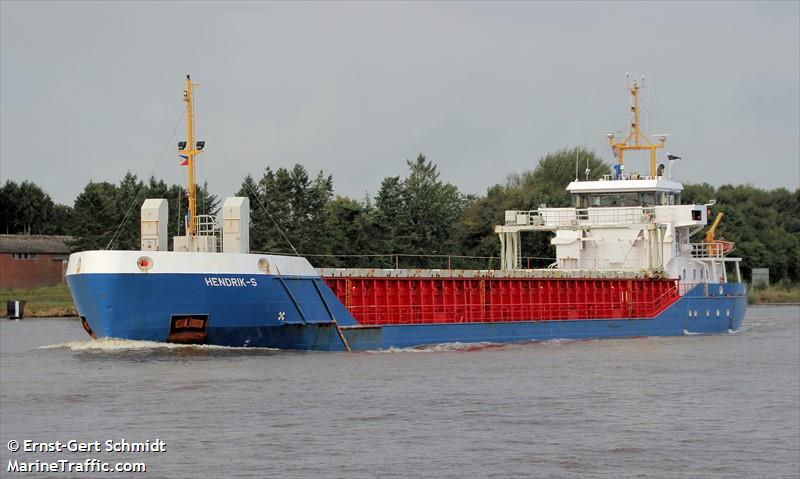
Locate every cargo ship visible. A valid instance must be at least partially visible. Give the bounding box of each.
[66,75,747,351]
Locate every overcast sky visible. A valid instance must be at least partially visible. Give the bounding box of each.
[1,1,798,205]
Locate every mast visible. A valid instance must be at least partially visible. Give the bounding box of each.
[607,77,666,177]
[178,75,204,235]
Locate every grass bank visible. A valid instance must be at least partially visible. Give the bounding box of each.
[0,284,76,318]
[747,283,800,305]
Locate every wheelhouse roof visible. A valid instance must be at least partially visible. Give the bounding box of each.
[566,178,683,194]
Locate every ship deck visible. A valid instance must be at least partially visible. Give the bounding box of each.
[318,267,661,279]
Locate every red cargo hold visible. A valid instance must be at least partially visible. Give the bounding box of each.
[323,277,680,326]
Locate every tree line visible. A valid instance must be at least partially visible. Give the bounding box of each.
[1,147,797,282]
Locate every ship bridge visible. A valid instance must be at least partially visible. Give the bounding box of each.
[495,174,741,287]
[495,75,742,287]
[567,176,682,208]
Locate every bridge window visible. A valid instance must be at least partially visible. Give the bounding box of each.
[640,192,656,206]
[591,192,642,207]
[572,191,679,208]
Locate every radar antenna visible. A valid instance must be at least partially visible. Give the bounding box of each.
[605,76,667,178]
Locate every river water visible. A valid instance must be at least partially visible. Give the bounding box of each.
[1,306,798,478]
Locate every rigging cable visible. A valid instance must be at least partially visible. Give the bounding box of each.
[105,106,187,250]
[202,123,300,257]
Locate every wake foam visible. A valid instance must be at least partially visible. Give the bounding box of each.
[40,338,276,352]
[369,341,502,354]
[728,326,751,334]
[367,338,575,353]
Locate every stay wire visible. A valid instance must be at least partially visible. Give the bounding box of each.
[202,123,300,257]
[105,106,187,250]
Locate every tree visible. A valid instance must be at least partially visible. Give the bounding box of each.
[68,181,120,251]
[146,176,186,238]
[67,174,210,252]
[237,174,267,252]
[681,182,799,282]
[0,181,21,234]
[506,146,610,207]
[0,180,67,235]
[111,172,145,250]
[395,154,467,266]
[320,196,376,267]
[374,176,403,264]
[49,204,73,235]
[8,149,798,284]
[0,180,73,235]
[455,147,611,268]
[241,164,333,255]
[454,184,509,268]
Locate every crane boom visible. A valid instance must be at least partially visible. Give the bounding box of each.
[705,212,724,244]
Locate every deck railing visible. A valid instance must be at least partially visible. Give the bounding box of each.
[686,242,733,259]
[600,174,662,181]
[194,214,217,236]
[506,207,656,228]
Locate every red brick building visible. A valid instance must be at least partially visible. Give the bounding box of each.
[0,235,72,289]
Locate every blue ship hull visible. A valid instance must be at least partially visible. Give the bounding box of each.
[67,272,747,351]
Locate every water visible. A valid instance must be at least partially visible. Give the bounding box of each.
[1,306,798,478]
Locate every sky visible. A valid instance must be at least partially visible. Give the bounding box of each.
[1,1,798,205]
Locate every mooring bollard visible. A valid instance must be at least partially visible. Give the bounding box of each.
[6,300,26,319]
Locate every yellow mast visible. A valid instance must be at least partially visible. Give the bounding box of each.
[607,78,666,177]
[178,75,203,235]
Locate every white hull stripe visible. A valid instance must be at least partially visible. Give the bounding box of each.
[66,250,319,277]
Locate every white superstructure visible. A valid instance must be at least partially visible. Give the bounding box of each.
[494,74,743,290]
[495,174,741,290]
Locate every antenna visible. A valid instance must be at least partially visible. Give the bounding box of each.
[585,151,590,180]
[606,73,666,177]
[644,75,649,135]
[575,109,581,181]
[666,150,682,180]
